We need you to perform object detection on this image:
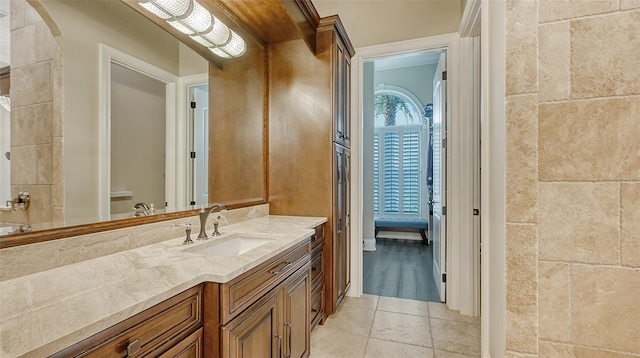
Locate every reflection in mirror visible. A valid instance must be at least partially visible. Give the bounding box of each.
[0,1,11,209]
[0,0,267,241]
[109,61,168,216]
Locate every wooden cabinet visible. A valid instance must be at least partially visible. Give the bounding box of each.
[334,145,351,306]
[214,233,318,358]
[52,285,204,358]
[221,288,281,358]
[159,328,203,358]
[282,265,311,358]
[269,15,354,317]
[334,34,352,148]
[310,225,325,331]
[221,264,310,358]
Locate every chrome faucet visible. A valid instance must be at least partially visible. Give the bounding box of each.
[6,192,30,211]
[197,204,227,239]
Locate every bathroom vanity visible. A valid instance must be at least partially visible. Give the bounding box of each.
[0,214,326,357]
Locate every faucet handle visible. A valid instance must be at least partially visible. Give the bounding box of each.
[6,192,30,211]
[172,223,193,245]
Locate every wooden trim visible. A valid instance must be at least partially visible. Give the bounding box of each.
[0,200,266,249]
[317,16,355,58]
[280,0,321,54]
[294,0,321,29]
[203,283,221,358]
[263,46,270,204]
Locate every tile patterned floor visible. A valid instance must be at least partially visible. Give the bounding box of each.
[310,295,480,358]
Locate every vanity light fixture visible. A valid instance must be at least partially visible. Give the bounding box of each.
[137,0,246,59]
[0,96,9,112]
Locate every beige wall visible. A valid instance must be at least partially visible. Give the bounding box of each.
[505,0,640,356]
[314,1,461,48]
[0,0,62,230]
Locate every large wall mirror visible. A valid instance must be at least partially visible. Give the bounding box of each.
[0,0,267,243]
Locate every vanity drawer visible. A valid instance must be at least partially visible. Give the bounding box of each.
[311,224,325,250]
[310,250,324,289]
[52,285,203,358]
[220,238,311,324]
[310,283,325,331]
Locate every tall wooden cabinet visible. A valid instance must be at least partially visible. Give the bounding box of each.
[269,15,354,315]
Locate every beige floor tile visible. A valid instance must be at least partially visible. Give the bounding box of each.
[370,310,432,347]
[428,302,479,323]
[377,296,430,317]
[311,326,368,358]
[434,349,479,357]
[364,338,434,357]
[323,305,376,337]
[341,294,380,310]
[431,318,481,356]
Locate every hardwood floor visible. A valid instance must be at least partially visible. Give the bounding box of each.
[363,238,440,302]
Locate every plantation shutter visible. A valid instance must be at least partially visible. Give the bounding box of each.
[373,133,380,214]
[373,125,427,220]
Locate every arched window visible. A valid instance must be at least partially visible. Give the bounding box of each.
[373,85,424,127]
[373,86,428,220]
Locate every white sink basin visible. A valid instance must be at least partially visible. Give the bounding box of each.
[183,235,273,257]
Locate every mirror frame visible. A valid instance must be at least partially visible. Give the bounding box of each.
[0,0,269,249]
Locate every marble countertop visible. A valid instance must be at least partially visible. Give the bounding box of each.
[0,215,326,358]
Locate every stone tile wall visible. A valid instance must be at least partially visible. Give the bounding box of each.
[1,0,62,229]
[505,0,640,355]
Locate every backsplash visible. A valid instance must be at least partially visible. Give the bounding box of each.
[0,204,269,281]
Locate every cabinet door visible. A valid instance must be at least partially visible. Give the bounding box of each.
[341,40,351,148]
[334,144,345,305]
[343,148,351,294]
[334,37,351,148]
[158,328,203,358]
[283,267,310,358]
[221,289,282,358]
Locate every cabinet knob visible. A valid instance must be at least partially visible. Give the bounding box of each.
[126,339,141,356]
[312,266,319,272]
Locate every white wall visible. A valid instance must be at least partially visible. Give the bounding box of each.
[362,62,375,250]
[375,64,438,108]
[314,1,461,48]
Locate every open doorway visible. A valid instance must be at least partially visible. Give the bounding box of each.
[351,33,481,317]
[362,50,447,303]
